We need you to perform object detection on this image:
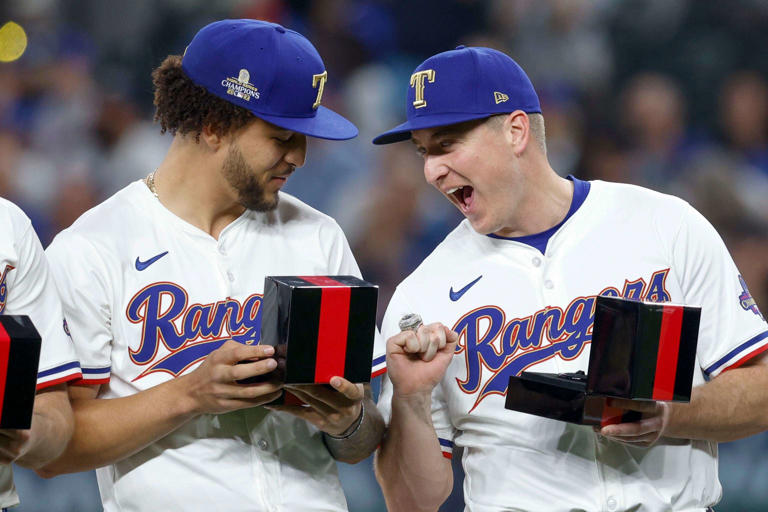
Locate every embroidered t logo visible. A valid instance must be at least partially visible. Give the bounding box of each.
[312,71,328,109]
[410,69,436,109]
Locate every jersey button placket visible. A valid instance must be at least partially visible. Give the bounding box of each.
[594,439,625,512]
[252,416,282,510]
[211,237,233,292]
[216,240,235,283]
[537,254,554,291]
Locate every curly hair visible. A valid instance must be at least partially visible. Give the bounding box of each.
[152,55,255,141]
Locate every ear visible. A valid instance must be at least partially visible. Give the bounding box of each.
[502,110,531,156]
[200,123,226,152]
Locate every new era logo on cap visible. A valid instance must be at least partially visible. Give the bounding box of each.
[373,46,541,145]
[181,19,357,140]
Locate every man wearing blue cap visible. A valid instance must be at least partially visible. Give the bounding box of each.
[39,19,385,511]
[373,46,768,511]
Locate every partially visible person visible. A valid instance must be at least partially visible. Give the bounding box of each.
[719,71,768,177]
[373,46,768,512]
[40,19,384,512]
[0,197,81,510]
[619,72,700,190]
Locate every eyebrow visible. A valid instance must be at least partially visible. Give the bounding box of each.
[411,128,461,146]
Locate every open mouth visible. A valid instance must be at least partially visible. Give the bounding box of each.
[447,185,474,212]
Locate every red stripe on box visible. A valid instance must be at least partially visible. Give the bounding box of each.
[298,276,347,287]
[600,403,626,427]
[313,286,351,382]
[652,306,684,400]
[0,322,11,422]
[299,277,353,382]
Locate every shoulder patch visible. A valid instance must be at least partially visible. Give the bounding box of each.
[739,275,764,321]
[0,264,15,313]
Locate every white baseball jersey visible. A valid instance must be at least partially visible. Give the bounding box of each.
[378,178,768,512]
[0,198,81,508]
[46,180,386,512]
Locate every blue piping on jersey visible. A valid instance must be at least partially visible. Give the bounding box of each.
[81,366,112,374]
[704,330,768,375]
[37,360,81,378]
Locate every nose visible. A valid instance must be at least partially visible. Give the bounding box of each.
[285,134,307,168]
[423,154,448,186]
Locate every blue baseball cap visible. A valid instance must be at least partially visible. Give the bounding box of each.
[182,19,358,140]
[373,46,540,145]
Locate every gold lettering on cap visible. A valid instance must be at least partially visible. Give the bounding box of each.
[312,70,328,109]
[410,69,436,109]
[494,92,509,104]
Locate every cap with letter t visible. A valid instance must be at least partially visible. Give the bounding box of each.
[373,45,540,144]
[182,19,358,140]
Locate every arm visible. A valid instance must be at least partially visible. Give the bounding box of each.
[375,323,457,512]
[0,384,73,469]
[601,351,768,445]
[602,203,768,446]
[38,341,282,476]
[320,384,385,464]
[0,209,80,468]
[667,351,768,441]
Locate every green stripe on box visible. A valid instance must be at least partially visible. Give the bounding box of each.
[633,304,663,399]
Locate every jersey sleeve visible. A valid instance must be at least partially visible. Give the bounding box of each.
[322,219,386,379]
[376,287,456,459]
[46,231,113,386]
[4,211,81,389]
[672,203,768,378]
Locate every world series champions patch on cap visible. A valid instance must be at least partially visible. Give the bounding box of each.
[181,19,358,140]
[373,46,541,144]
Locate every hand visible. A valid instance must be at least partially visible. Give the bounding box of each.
[386,322,458,398]
[598,398,671,447]
[0,429,33,465]
[183,340,283,415]
[270,377,365,436]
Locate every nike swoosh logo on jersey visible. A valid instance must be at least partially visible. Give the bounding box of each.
[135,251,169,271]
[449,275,483,302]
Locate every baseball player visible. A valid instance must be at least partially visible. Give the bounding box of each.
[372,46,768,512]
[0,198,81,510]
[40,20,386,511]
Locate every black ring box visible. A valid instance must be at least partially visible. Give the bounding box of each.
[505,296,701,426]
[0,315,42,429]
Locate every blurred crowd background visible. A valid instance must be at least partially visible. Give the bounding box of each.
[2,0,768,510]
